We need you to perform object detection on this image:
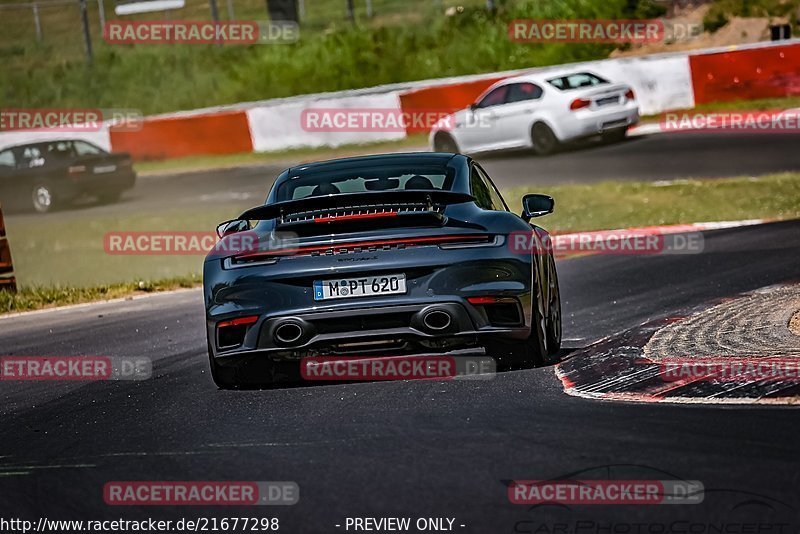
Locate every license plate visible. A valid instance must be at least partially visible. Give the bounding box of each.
[94,165,117,174]
[314,274,406,301]
[596,96,620,107]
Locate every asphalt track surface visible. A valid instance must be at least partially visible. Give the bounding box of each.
[1,218,799,532]
[46,131,800,218]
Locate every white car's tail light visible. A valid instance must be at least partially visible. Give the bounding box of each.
[570,98,591,111]
[625,88,636,100]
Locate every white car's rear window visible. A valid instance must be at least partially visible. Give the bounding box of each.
[547,72,609,90]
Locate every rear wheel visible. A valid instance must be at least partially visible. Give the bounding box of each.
[207,336,286,390]
[208,343,241,390]
[433,132,460,153]
[485,253,560,369]
[31,180,57,213]
[545,253,562,355]
[531,122,560,155]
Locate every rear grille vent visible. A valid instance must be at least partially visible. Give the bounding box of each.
[281,203,444,226]
[227,234,495,266]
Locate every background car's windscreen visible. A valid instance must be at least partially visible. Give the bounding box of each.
[275,164,456,201]
[547,72,609,90]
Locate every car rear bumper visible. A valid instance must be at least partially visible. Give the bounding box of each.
[561,105,640,140]
[204,241,537,363]
[67,169,137,197]
[209,299,531,364]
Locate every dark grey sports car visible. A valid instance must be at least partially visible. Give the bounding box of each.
[203,153,561,388]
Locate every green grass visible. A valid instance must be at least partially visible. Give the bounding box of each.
[4,203,253,289]
[1,0,658,114]
[0,275,201,314]
[507,172,800,233]
[703,0,800,32]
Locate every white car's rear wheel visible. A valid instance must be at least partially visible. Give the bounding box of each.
[531,123,559,155]
[433,132,460,153]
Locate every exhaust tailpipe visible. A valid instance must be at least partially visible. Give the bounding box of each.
[274,322,304,345]
[422,310,452,332]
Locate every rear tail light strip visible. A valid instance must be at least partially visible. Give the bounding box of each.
[217,316,259,329]
[216,315,260,350]
[467,296,519,305]
[226,234,499,268]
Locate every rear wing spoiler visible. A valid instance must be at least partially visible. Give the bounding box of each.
[239,190,476,222]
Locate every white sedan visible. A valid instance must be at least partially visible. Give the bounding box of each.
[429,71,640,155]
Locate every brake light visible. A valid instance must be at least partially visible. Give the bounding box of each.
[625,89,636,100]
[569,98,591,111]
[467,296,518,305]
[467,296,522,325]
[217,316,259,329]
[217,315,259,349]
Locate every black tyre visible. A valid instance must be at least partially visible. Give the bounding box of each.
[531,122,560,155]
[545,253,562,355]
[433,132,460,153]
[207,336,286,390]
[208,343,241,389]
[31,180,57,213]
[524,261,550,367]
[486,251,562,369]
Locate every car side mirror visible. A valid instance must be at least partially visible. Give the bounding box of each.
[521,194,554,221]
[216,219,250,238]
[469,103,478,111]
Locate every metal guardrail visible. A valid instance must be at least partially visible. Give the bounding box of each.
[0,204,17,293]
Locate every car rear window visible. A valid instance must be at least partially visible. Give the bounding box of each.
[547,72,609,91]
[276,164,456,201]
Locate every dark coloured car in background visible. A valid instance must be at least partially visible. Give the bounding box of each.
[0,139,136,213]
[204,153,561,389]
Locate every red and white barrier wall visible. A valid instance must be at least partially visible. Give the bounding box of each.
[1,40,798,159]
[689,42,800,104]
[246,91,406,152]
